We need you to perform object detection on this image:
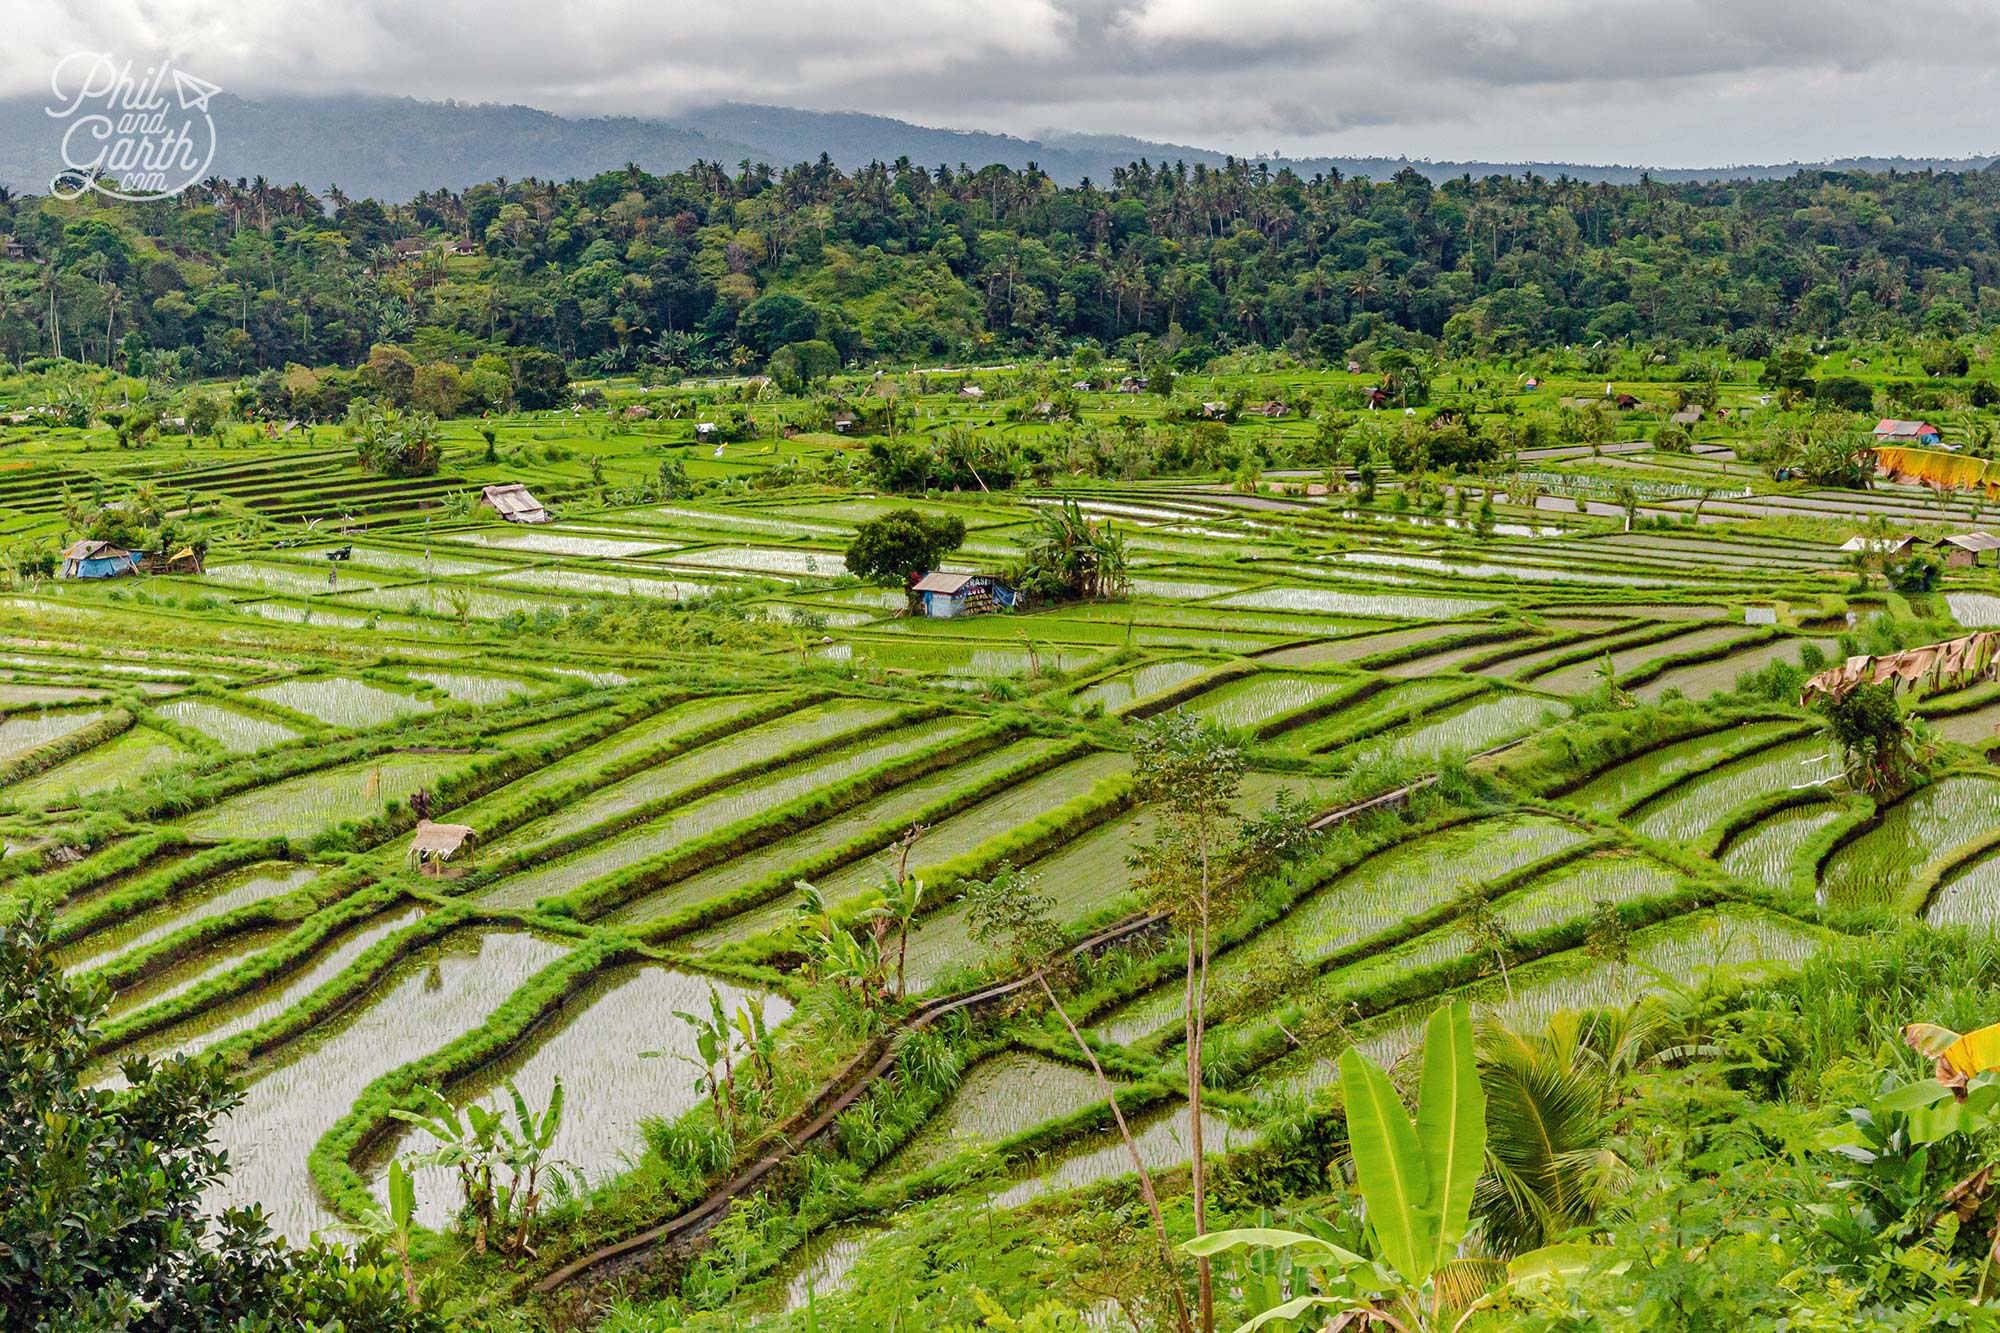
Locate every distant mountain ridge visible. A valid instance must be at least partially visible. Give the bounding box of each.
[0,92,1992,200]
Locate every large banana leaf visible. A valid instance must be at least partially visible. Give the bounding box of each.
[1873,445,1995,492]
[1181,1227,1370,1269]
[1903,1022,1966,1059]
[1938,1023,2000,1079]
[386,1158,414,1232]
[1447,1242,1611,1326]
[1340,1041,1435,1282]
[1222,1294,1354,1333]
[1507,1242,1610,1284]
[1415,1000,1485,1271]
[1902,1021,2000,1100]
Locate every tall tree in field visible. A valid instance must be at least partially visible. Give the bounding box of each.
[844,508,966,610]
[1130,710,1246,1333]
[964,862,1192,1333]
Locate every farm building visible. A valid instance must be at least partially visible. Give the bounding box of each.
[480,483,549,524]
[1875,419,1942,445]
[1839,533,1916,556]
[392,236,478,259]
[1614,393,1641,409]
[912,571,1016,619]
[59,540,140,580]
[1934,532,2000,567]
[408,820,477,876]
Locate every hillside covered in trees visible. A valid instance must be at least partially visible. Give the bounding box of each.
[4,158,2000,388]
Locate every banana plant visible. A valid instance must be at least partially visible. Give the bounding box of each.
[1857,1020,2000,1298]
[1188,1003,1592,1331]
[383,1159,419,1305]
[389,1086,506,1253]
[389,1078,571,1260]
[671,990,738,1140]
[732,993,778,1093]
[795,877,890,1004]
[795,879,836,955]
[1344,998,1483,1293]
[877,869,925,1001]
[349,1158,421,1307]
[496,1077,571,1257]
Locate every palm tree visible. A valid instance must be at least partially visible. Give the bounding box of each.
[39,262,61,360]
[1377,348,1431,407]
[1016,499,1129,601]
[1472,1008,1649,1257]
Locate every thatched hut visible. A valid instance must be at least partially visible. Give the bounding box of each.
[408,820,476,875]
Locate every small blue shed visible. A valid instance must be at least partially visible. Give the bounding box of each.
[912,570,1016,619]
[59,540,140,580]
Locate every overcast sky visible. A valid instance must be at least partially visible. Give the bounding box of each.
[11,0,2000,166]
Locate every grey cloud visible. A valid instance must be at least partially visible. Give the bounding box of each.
[5,0,1999,165]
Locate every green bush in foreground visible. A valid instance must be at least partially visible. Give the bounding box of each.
[0,903,445,1333]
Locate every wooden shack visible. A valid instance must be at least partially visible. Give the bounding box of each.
[141,546,205,575]
[1935,532,2000,568]
[912,571,1016,619]
[480,483,550,524]
[1874,419,1943,446]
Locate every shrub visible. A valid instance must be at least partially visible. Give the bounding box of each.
[0,904,443,1332]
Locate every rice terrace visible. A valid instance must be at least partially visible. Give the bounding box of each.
[21,73,2000,1333]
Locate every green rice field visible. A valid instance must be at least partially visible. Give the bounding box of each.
[0,427,1953,1315]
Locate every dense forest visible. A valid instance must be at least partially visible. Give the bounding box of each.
[4,157,2000,387]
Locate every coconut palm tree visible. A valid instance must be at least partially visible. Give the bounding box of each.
[1472,1007,1651,1257]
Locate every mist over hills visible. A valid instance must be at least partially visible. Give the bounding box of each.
[1,92,1992,200]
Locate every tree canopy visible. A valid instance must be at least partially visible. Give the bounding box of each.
[843,508,967,586]
[9,158,2000,380]
[0,905,440,1333]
